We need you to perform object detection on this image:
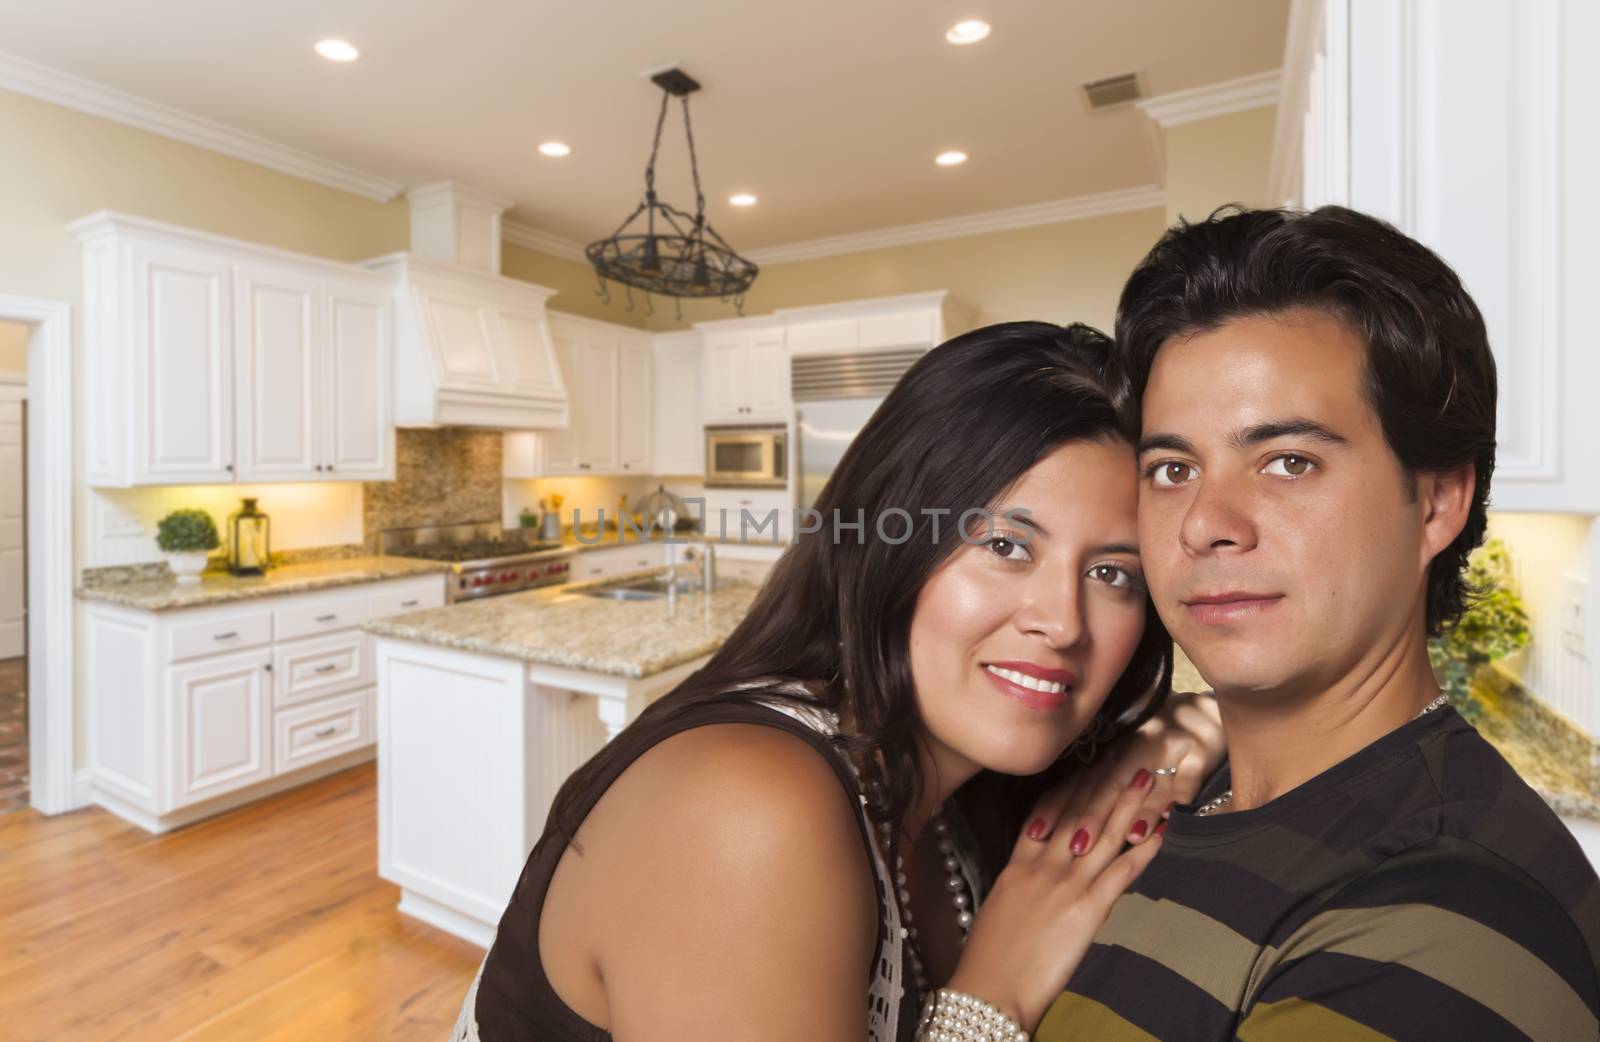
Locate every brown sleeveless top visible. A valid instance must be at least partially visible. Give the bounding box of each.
[453,691,926,1041]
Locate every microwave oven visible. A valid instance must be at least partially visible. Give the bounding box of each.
[705,424,788,488]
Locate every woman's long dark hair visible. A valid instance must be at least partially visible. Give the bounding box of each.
[548,321,1172,874]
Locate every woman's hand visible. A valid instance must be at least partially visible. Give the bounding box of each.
[943,766,1164,1031]
[1023,689,1223,854]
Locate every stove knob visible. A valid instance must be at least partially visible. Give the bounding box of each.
[472,576,487,587]
[504,571,518,581]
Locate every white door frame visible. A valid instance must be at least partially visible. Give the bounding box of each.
[0,296,75,814]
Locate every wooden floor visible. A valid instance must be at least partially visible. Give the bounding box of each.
[0,656,28,813]
[0,763,482,1041]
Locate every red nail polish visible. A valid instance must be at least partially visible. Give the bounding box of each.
[1069,828,1090,855]
[1026,817,1047,840]
[1131,768,1151,789]
[1155,819,1169,836]
[1130,820,1149,840]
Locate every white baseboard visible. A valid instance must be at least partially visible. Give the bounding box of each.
[397,889,494,949]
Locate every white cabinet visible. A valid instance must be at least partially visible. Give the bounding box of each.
[701,324,789,422]
[653,332,704,475]
[236,262,320,481]
[1281,0,1597,513]
[323,279,393,479]
[127,236,236,484]
[72,212,395,487]
[617,341,654,473]
[505,314,654,478]
[170,646,273,806]
[569,543,666,583]
[84,572,447,832]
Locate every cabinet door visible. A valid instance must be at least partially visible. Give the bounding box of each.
[169,648,272,809]
[702,335,746,421]
[540,336,582,473]
[323,280,393,479]
[234,263,320,482]
[653,339,703,475]
[617,341,653,474]
[744,330,790,420]
[129,238,235,483]
[576,339,620,471]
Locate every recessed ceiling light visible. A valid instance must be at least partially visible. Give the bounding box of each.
[314,38,361,63]
[945,19,992,45]
[729,193,757,207]
[538,141,572,157]
[935,150,969,167]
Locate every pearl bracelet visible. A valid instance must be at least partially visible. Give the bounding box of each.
[915,988,1030,1042]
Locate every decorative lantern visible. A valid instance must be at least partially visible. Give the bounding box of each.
[227,497,272,576]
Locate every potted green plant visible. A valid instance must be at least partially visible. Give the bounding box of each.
[519,507,539,529]
[155,508,221,584]
[1428,537,1530,721]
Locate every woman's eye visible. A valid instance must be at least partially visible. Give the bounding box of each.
[1262,454,1316,478]
[1147,461,1196,488]
[986,537,1032,563]
[1088,564,1137,589]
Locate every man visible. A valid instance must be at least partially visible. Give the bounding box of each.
[1038,207,1600,1041]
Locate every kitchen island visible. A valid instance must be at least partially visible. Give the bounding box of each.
[366,577,760,946]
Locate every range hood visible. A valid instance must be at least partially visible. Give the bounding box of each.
[365,182,570,429]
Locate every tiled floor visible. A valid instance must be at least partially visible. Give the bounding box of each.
[0,656,27,813]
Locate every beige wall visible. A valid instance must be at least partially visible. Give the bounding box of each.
[501,242,652,329]
[639,207,1169,335]
[0,320,27,372]
[1163,106,1278,225]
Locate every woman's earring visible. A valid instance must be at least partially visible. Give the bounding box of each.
[1065,715,1112,764]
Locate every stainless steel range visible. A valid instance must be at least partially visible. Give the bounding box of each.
[379,521,576,602]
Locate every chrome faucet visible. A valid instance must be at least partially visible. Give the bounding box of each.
[682,541,716,593]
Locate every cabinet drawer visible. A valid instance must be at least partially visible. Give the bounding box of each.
[273,629,369,709]
[169,608,273,663]
[274,688,371,775]
[369,577,446,619]
[571,544,665,582]
[274,590,370,641]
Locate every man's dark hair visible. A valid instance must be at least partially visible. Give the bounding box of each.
[1112,205,1497,636]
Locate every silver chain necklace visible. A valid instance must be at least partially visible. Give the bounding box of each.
[1194,692,1452,818]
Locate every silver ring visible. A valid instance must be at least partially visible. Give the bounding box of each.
[1151,766,1179,777]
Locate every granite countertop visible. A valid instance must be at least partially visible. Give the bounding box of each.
[366,580,761,679]
[75,556,453,612]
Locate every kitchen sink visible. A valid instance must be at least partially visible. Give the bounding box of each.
[575,573,701,601]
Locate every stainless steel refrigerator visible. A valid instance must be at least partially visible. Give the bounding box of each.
[792,348,923,512]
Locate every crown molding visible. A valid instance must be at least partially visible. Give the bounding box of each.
[1137,69,1283,129]
[501,218,587,262]
[0,49,404,202]
[738,185,1166,266]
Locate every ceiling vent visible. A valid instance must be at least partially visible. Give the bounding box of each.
[1083,72,1142,111]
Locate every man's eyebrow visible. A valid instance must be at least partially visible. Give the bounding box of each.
[1138,420,1348,456]
[1137,432,1195,456]
[1230,419,1349,449]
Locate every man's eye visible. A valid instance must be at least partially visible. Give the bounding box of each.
[986,537,1032,563]
[1262,455,1316,478]
[1147,461,1196,488]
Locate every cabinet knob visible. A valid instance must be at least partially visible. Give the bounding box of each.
[225,463,234,472]
[327,464,335,472]
[315,464,324,472]
[264,662,273,673]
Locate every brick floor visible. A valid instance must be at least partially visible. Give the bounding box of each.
[0,656,27,814]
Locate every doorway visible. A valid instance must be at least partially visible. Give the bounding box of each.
[0,325,25,812]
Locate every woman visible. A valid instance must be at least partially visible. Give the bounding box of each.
[452,322,1222,1042]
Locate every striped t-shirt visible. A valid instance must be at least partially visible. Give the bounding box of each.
[1039,708,1600,1041]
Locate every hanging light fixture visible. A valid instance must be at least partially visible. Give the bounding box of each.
[586,68,758,315]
